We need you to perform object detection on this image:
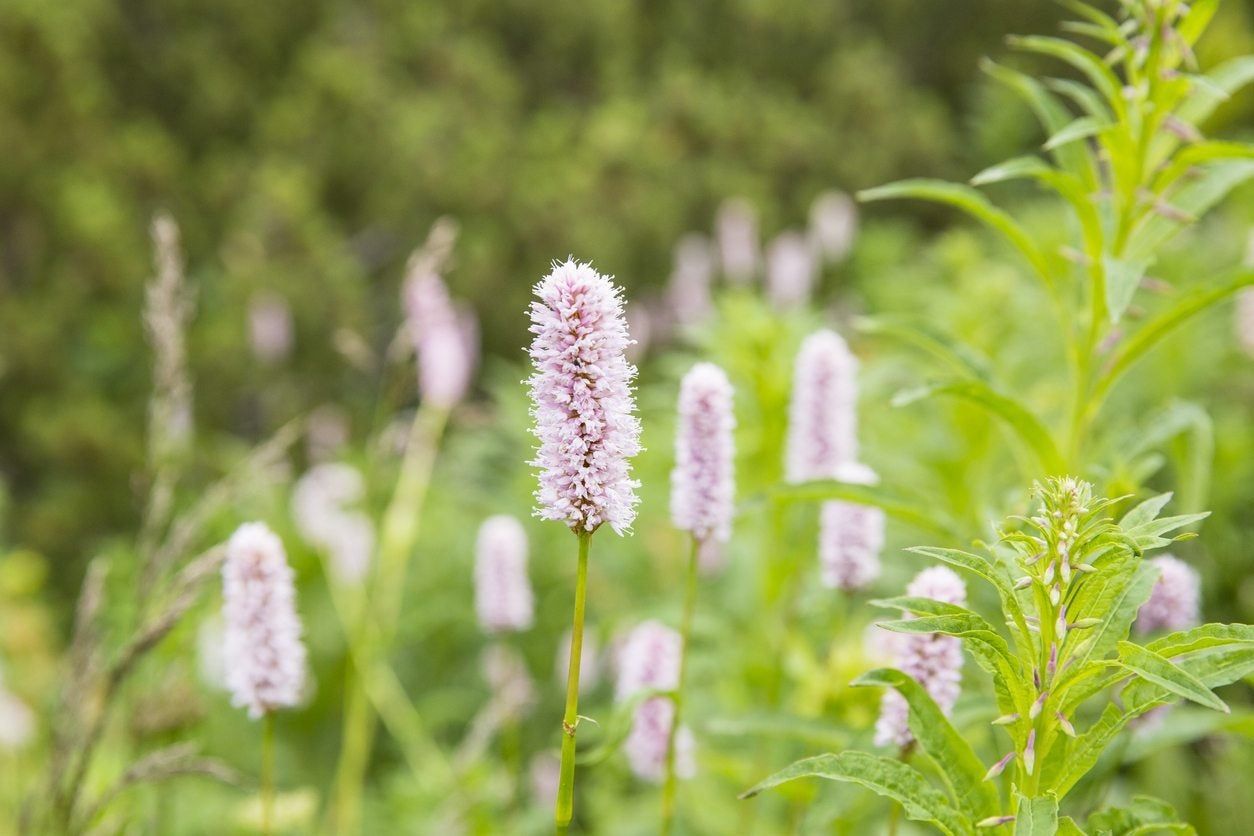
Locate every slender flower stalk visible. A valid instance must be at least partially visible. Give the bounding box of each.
[617,621,695,783]
[221,523,305,836]
[528,259,640,833]
[662,362,734,831]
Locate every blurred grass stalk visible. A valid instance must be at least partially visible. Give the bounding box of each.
[328,403,448,834]
[660,535,699,834]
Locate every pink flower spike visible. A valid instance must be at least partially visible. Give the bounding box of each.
[670,363,736,545]
[818,462,884,591]
[528,259,642,535]
[474,515,535,634]
[786,329,859,483]
[221,523,307,719]
[1136,554,1201,634]
[615,621,695,783]
[874,567,966,748]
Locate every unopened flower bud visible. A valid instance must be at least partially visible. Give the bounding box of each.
[983,751,1015,781]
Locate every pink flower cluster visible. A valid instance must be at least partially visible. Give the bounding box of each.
[785,329,859,483]
[528,259,642,535]
[221,522,307,719]
[670,363,736,545]
[616,621,695,783]
[1136,554,1201,634]
[291,463,376,584]
[819,463,884,591]
[765,231,816,310]
[474,515,535,634]
[874,566,966,748]
[403,265,478,408]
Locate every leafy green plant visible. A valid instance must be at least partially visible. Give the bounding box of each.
[744,477,1254,833]
[859,0,1254,477]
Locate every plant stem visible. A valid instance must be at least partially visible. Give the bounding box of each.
[262,712,275,836]
[328,404,447,834]
[555,531,592,835]
[661,535,701,835]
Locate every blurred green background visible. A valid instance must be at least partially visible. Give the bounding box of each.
[0,0,1085,585]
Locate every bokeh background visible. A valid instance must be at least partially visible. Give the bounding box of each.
[3,0,1254,833]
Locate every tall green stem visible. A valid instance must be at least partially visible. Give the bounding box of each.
[261,712,275,836]
[555,531,592,835]
[330,405,447,834]
[661,536,701,834]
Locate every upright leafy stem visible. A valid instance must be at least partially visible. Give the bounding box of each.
[859,0,1254,475]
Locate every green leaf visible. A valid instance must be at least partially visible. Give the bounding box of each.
[767,480,958,539]
[1057,817,1088,836]
[1088,795,1197,835]
[906,546,1032,655]
[1124,644,1254,710]
[1043,116,1110,151]
[1145,623,1254,658]
[1116,642,1229,713]
[1059,561,1158,711]
[892,380,1064,475]
[1119,493,1173,530]
[971,155,1054,187]
[1015,793,1059,835]
[1174,56,1254,128]
[981,59,1096,186]
[1122,707,1254,765]
[857,179,1054,290]
[1177,0,1219,46]
[870,596,980,619]
[854,669,1000,820]
[855,316,993,380]
[1103,255,1151,324]
[1094,268,1254,404]
[1007,36,1124,117]
[1129,162,1254,259]
[739,751,973,836]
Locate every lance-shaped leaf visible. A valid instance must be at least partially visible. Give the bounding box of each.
[857,180,1054,290]
[893,380,1064,475]
[1116,642,1229,713]
[876,615,1031,717]
[1129,161,1254,259]
[856,315,993,381]
[1145,623,1254,658]
[906,546,1032,655]
[1103,255,1152,324]
[1043,116,1111,151]
[971,155,1053,187]
[1094,268,1254,405]
[853,668,1000,820]
[1087,795,1197,836]
[740,751,973,836]
[980,59,1096,186]
[1015,792,1059,835]
[1007,36,1125,117]
[1173,56,1254,128]
[1056,817,1087,836]
[1059,561,1159,710]
[767,479,959,539]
